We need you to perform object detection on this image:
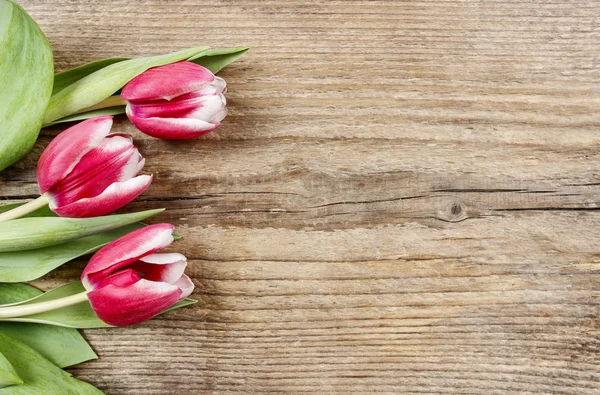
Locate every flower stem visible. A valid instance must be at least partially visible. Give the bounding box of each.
[0,291,89,319]
[0,194,50,223]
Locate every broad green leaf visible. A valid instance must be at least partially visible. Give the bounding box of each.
[43,106,126,127]
[0,282,197,329]
[0,333,103,394]
[52,58,127,96]
[0,0,54,171]
[0,323,96,369]
[0,209,163,252]
[189,47,249,74]
[0,352,21,388]
[0,223,145,282]
[44,46,209,123]
[0,203,149,282]
[0,284,96,368]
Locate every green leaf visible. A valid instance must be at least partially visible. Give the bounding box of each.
[0,203,54,218]
[0,203,149,281]
[44,46,209,123]
[0,324,96,369]
[52,58,127,96]
[161,298,197,314]
[0,351,22,388]
[0,223,145,282]
[0,282,197,329]
[43,106,126,127]
[0,332,103,394]
[0,209,164,252]
[189,47,249,74]
[0,284,96,368]
[0,0,54,172]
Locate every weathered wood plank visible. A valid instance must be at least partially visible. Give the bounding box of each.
[4,0,600,393]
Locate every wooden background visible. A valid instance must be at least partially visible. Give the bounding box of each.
[3,0,600,393]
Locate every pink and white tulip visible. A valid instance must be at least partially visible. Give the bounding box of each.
[0,224,194,327]
[121,62,227,140]
[81,223,194,326]
[37,116,152,218]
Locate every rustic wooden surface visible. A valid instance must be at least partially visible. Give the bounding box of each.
[2,0,600,393]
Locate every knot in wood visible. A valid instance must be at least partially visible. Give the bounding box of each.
[438,198,469,223]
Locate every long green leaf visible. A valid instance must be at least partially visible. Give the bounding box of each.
[0,0,54,171]
[0,203,54,217]
[0,333,103,394]
[44,46,209,123]
[52,58,127,96]
[0,209,163,252]
[162,298,197,314]
[51,47,247,95]
[0,284,96,368]
[0,223,145,282]
[188,47,249,73]
[0,352,21,388]
[44,106,126,127]
[0,282,197,329]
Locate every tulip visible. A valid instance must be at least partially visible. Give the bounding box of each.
[0,116,152,222]
[0,224,194,327]
[121,61,227,140]
[81,223,194,326]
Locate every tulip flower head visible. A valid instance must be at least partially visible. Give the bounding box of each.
[81,223,194,326]
[0,224,193,327]
[122,61,227,140]
[36,116,152,218]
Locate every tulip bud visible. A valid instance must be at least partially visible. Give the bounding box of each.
[121,62,227,140]
[81,224,194,326]
[37,116,152,218]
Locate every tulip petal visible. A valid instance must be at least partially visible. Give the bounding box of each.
[126,113,220,140]
[139,252,187,265]
[209,106,228,124]
[127,97,203,119]
[51,174,152,219]
[135,155,146,174]
[87,279,182,326]
[131,253,187,284]
[129,93,226,123]
[50,135,138,206]
[121,62,215,102]
[175,274,195,298]
[37,117,113,193]
[212,76,227,94]
[82,223,174,289]
[121,148,143,180]
[95,269,142,289]
[186,94,227,122]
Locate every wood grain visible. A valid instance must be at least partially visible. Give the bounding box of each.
[3,0,600,393]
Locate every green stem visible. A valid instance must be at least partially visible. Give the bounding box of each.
[0,194,50,223]
[0,291,89,319]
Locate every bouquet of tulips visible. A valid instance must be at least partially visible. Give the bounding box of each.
[0,1,247,392]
